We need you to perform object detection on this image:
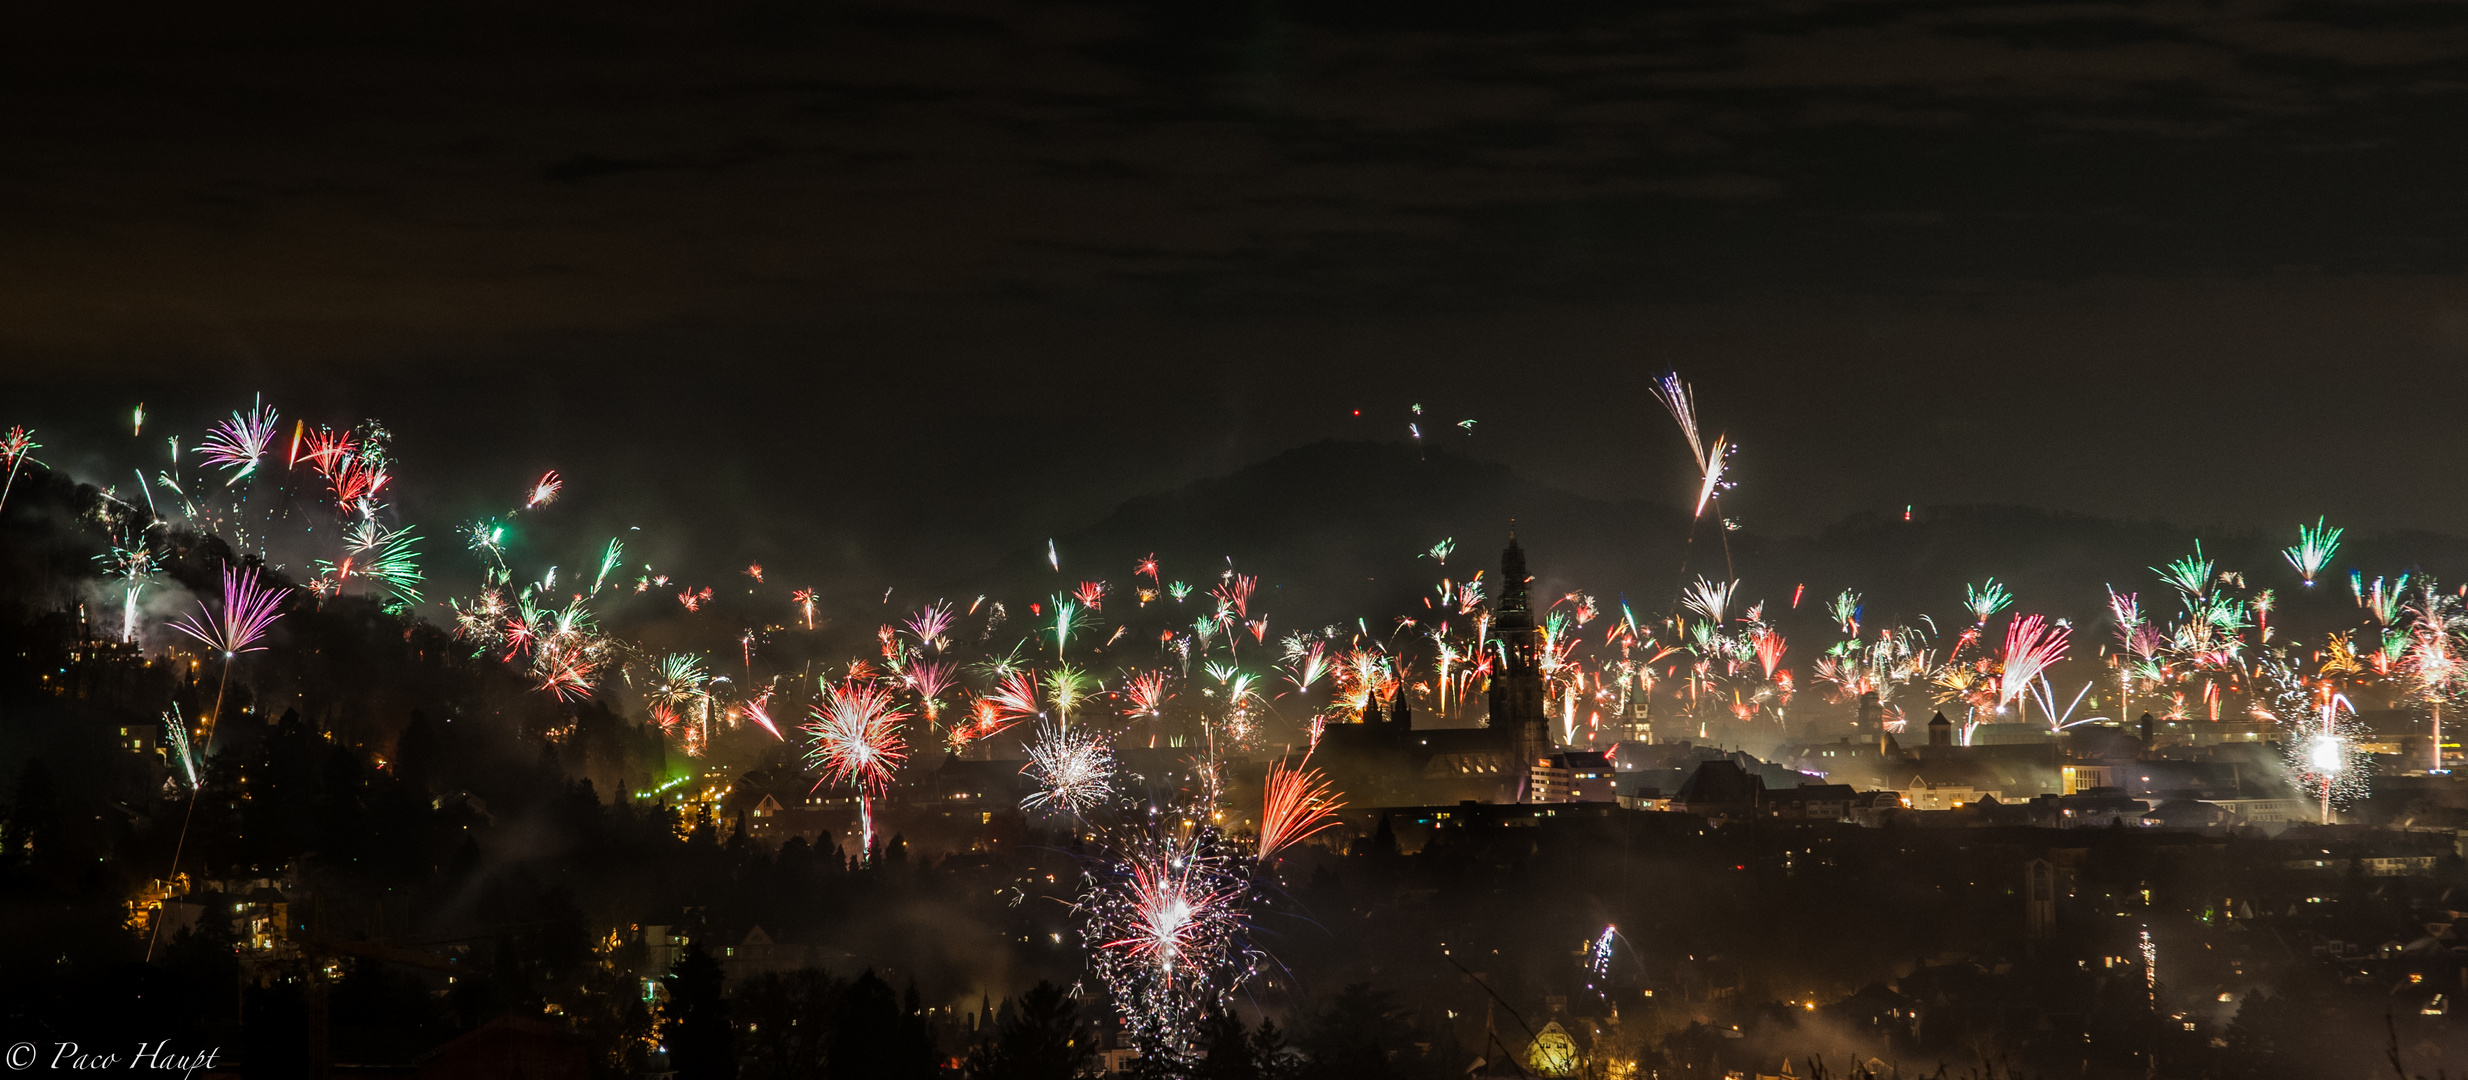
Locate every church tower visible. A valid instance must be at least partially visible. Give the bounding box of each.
[1487,533,1553,774]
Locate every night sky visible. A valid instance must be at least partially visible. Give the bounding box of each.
[8,0,2468,583]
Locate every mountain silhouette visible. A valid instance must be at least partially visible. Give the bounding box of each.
[954,438,2468,644]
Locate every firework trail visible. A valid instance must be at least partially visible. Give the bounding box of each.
[1079,827,1255,1061]
[99,541,159,644]
[743,689,782,740]
[1650,372,1710,479]
[1589,925,1618,977]
[1692,434,1730,520]
[2026,679,2106,734]
[2405,582,2465,773]
[1256,749,1343,860]
[152,562,288,962]
[1050,596,1085,660]
[1425,538,1455,564]
[2286,695,2366,822]
[593,539,625,595]
[1022,722,1115,817]
[803,680,911,860]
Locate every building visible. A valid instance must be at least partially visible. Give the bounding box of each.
[1316,534,1556,804]
[1671,760,1764,819]
[1535,750,1617,803]
[1486,534,1554,796]
[1765,783,1858,822]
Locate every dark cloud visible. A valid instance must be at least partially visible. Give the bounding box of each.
[6,0,2468,584]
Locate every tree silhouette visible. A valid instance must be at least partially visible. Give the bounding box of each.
[966,980,1095,1080]
[663,940,737,1080]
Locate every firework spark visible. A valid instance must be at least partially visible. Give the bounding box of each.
[2284,517,2342,586]
[0,426,40,513]
[803,680,911,859]
[1022,722,1115,817]
[1964,579,2014,624]
[526,470,563,508]
[196,399,280,484]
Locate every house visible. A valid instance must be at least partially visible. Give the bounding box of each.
[1765,783,1858,822]
[415,1016,589,1080]
[1672,760,1764,819]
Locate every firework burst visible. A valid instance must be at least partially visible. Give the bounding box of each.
[196,399,279,484]
[1079,828,1256,1060]
[1022,722,1115,817]
[2284,517,2342,586]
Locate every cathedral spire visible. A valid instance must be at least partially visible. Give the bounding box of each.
[1500,530,1530,618]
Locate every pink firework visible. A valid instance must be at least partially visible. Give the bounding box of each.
[803,681,911,796]
[906,659,956,720]
[792,588,818,629]
[743,562,763,584]
[905,601,954,647]
[1134,554,1160,582]
[170,564,289,657]
[196,400,280,482]
[1997,614,2071,714]
[1075,580,1109,610]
